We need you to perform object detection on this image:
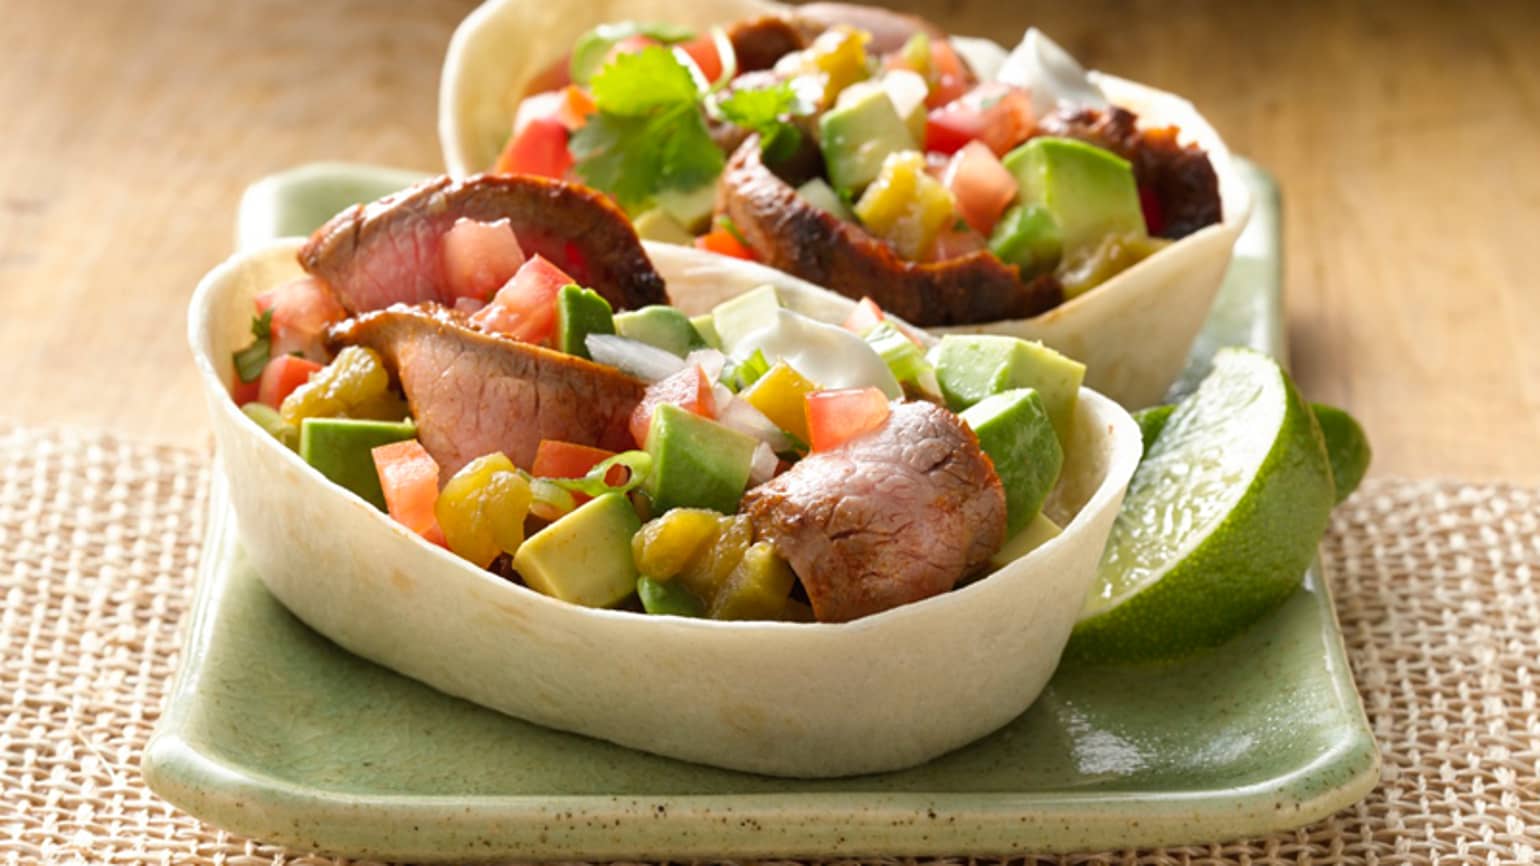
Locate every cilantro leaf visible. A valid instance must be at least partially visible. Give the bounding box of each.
[588,46,701,115]
[232,309,274,383]
[718,81,807,162]
[572,46,724,211]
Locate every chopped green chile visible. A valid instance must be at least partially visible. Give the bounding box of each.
[232,309,274,383]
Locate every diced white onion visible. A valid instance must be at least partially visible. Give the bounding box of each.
[685,348,727,382]
[716,395,792,452]
[748,440,780,487]
[585,334,687,383]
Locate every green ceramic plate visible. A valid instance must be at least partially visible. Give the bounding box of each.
[144,160,1377,861]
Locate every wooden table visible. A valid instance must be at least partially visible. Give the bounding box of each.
[3,0,1536,483]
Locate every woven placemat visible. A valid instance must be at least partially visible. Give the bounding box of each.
[1,422,1536,865]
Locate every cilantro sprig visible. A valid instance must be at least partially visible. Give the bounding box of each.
[718,81,808,162]
[570,47,724,213]
[232,309,274,383]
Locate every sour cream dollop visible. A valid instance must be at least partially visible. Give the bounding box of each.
[996,28,1110,119]
[734,308,901,399]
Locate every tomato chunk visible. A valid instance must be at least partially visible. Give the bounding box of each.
[944,140,1019,235]
[494,116,574,179]
[926,39,970,108]
[806,387,892,451]
[255,276,346,361]
[469,254,573,344]
[532,440,620,480]
[231,373,261,405]
[257,355,322,410]
[841,297,886,334]
[629,365,717,447]
[441,217,526,304]
[694,227,756,261]
[372,440,445,545]
[678,36,722,83]
[925,83,1034,156]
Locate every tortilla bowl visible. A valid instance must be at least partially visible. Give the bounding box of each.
[189,238,1142,778]
[438,0,1251,409]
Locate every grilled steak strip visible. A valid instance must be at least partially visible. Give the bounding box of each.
[1038,106,1223,239]
[718,138,1061,326]
[330,305,645,476]
[300,173,666,315]
[742,401,1007,622]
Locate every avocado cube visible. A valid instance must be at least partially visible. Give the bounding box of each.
[655,180,718,233]
[644,404,757,514]
[513,492,642,608]
[556,284,615,359]
[929,334,1085,444]
[989,512,1063,570]
[818,87,916,193]
[614,306,706,357]
[632,208,696,245]
[1002,136,1145,261]
[960,388,1064,535]
[711,284,781,350]
[298,417,417,510]
[690,313,722,350]
[989,202,1062,277]
[637,576,704,617]
[796,177,853,222]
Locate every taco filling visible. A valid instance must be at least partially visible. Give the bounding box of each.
[229,175,1085,623]
[490,2,1222,326]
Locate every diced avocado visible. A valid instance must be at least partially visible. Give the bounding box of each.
[513,492,642,608]
[818,86,915,193]
[988,203,1062,277]
[614,305,706,357]
[632,209,696,245]
[1002,136,1145,263]
[690,314,722,350]
[655,180,718,233]
[854,151,956,260]
[637,576,704,617]
[708,541,796,620]
[711,284,781,350]
[989,513,1062,570]
[929,334,1085,443]
[880,70,928,142]
[796,177,854,221]
[298,417,417,510]
[643,404,758,514]
[960,388,1063,535]
[555,284,615,359]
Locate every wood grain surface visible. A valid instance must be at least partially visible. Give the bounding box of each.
[2,0,1535,482]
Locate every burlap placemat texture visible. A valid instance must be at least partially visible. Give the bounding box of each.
[1,422,1536,865]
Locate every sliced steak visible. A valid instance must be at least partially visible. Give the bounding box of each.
[792,3,951,55]
[1039,106,1223,239]
[727,15,808,71]
[300,173,667,315]
[718,138,1061,326]
[741,401,1006,622]
[330,305,645,476]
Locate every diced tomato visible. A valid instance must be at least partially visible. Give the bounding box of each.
[677,36,722,83]
[231,373,260,405]
[256,355,322,410]
[629,365,717,447]
[930,222,989,262]
[944,140,1019,235]
[842,297,886,334]
[531,440,625,503]
[469,254,573,344]
[255,276,346,361]
[1139,185,1165,237]
[493,116,574,179]
[441,217,526,304]
[371,440,445,545]
[926,39,970,108]
[925,83,1035,157]
[806,387,892,452]
[694,227,756,261]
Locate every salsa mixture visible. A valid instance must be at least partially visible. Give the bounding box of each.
[231,174,1083,623]
[491,2,1223,325]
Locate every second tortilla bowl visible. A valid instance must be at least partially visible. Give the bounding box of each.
[189,234,1142,778]
[438,0,1252,409]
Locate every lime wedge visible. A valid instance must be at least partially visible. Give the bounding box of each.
[1311,403,1371,503]
[1068,348,1336,662]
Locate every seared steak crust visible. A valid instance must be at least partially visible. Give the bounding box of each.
[300,174,666,315]
[330,305,645,476]
[719,139,1061,326]
[1039,106,1223,239]
[727,15,808,71]
[742,401,1006,622]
